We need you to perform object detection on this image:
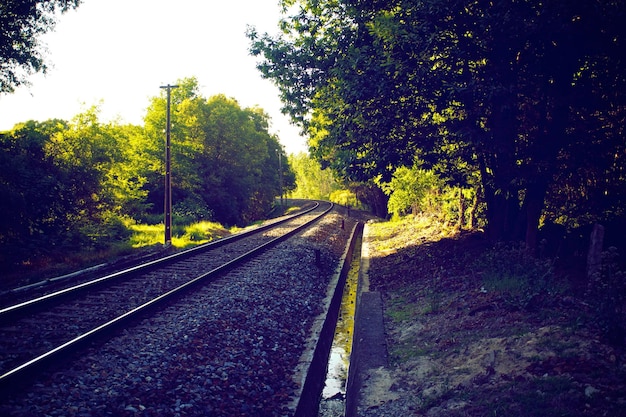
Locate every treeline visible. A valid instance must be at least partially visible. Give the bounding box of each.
[249,0,626,250]
[0,77,294,270]
[289,152,478,229]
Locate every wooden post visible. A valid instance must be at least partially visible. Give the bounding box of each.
[587,223,605,280]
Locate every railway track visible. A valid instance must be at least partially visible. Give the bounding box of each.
[0,201,334,398]
[0,200,320,309]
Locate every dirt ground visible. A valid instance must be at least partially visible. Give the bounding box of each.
[361,216,626,416]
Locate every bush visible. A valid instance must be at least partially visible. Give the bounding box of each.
[75,214,132,250]
[329,189,361,208]
[181,221,230,242]
[173,197,214,224]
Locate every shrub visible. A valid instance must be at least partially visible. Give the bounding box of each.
[181,221,229,242]
[173,197,214,224]
[329,189,361,208]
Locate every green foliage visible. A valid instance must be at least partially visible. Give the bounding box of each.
[0,76,293,274]
[287,152,342,200]
[0,120,67,253]
[0,108,154,273]
[129,220,230,249]
[106,123,152,217]
[379,164,442,218]
[378,162,477,226]
[173,196,214,224]
[328,189,360,208]
[288,152,370,210]
[77,213,132,250]
[0,112,121,261]
[181,221,224,243]
[0,0,81,93]
[249,0,626,245]
[128,223,164,248]
[143,78,295,226]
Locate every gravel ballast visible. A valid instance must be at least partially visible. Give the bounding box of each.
[1,212,355,417]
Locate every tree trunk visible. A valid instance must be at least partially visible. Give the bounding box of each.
[468,185,481,229]
[481,91,520,243]
[479,154,498,241]
[457,189,466,230]
[523,180,548,252]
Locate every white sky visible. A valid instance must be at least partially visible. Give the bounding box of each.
[0,0,308,154]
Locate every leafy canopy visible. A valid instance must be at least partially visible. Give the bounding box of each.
[0,0,81,93]
[143,77,295,226]
[249,0,626,243]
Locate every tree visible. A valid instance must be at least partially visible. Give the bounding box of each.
[288,152,341,200]
[0,108,132,267]
[380,164,441,218]
[143,77,295,226]
[43,106,137,246]
[0,119,67,264]
[103,123,152,218]
[249,0,626,247]
[0,0,81,93]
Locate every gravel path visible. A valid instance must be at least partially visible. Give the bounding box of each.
[1,212,355,417]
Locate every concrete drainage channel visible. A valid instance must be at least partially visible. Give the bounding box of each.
[318,229,361,416]
[290,221,367,417]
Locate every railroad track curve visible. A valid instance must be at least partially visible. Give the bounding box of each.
[0,201,335,399]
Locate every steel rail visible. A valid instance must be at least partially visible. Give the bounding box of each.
[0,201,321,320]
[0,201,333,393]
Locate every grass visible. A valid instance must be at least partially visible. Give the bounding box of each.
[367,214,457,253]
[128,220,231,248]
[128,223,165,247]
[365,214,626,417]
[390,343,433,363]
[387,298,418,323]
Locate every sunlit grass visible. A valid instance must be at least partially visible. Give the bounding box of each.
[129,220,231,249]
[176,220,231,248]
[129,223,164,247]
[285,205,302,215]
[367,213,457,252]
[129,202,305,249]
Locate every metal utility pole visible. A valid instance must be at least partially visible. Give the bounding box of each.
[160,84,178,246]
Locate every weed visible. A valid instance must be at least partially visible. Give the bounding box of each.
[386,296,418,322]
[390,343,432,363]
[182,221,229,242]
[473,242,564,311]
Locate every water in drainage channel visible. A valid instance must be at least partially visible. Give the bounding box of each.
[318,234,361,417]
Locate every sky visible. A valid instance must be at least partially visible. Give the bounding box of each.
[0,0,308,154]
